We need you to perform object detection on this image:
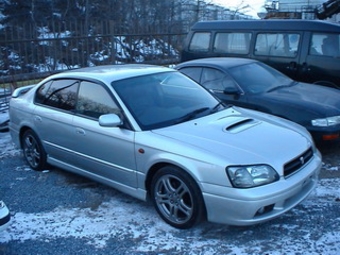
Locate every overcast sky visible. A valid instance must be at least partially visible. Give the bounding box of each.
[212,0,267,18]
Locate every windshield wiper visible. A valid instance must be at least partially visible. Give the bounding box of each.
[267,81,297,93]
[267,84,289,92]
[210,101,230,113]
[174,107,210,124]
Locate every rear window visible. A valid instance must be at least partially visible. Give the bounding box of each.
[188,32,211,52]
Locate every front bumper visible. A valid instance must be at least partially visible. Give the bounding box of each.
[0,201,10,231]
[308,125,340,142]
[202,151,322,226]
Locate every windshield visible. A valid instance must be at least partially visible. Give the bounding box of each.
[112,71,221,130]
[228,62,294,94]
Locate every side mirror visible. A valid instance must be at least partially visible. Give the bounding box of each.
[99,113,122,127]
[223,87,240,95]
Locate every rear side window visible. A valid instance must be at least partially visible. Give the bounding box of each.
[188,32,211,52]
[255,33,300,57]
[310,33,340,57]
[213,33,251,54]
[35,79,78,111]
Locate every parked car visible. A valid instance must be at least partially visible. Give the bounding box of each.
[181,20,340,88]
[9,65,321,229]
[176,57,340,143]
[0,88,11,131]
[0,200,10,231]
[0,109,9,131]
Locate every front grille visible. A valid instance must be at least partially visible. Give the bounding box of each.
[284,147,313,177]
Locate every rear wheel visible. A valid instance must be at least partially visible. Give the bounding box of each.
[150,166,205,229]
[21,130,47,171]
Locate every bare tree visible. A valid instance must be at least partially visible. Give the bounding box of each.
[230,0,251,19]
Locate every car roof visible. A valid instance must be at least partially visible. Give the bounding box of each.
[191,20,340,33]
[44,64,174,84]
[177,57,258,70]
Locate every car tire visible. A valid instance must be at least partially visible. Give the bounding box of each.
[21,129,47,171]
[150,165,205,229]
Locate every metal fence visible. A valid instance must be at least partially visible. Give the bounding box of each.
[0,20,187,99]
[0,33,187,113]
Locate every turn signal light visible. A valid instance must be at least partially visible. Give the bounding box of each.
[322,134,339,141]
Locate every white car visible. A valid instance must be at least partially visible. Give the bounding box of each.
[0,200,10,231]
[9,65,322,228]
[0,87,11,131]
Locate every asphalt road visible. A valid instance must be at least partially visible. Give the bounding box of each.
[0,130,339,255]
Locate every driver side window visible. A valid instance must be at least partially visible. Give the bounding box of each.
[201,68,237,92]
[76,81,119,119]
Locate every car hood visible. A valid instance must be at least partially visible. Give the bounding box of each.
[152,108,311,172]
[266,82,340,113]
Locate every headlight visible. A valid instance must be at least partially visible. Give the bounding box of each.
[227,165,279,188]
[311,116,340,127]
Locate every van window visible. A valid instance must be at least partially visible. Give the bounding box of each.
[213,33,251,54]
[189,32,211,52]
[255,33,300,57]
[310,33,340,57]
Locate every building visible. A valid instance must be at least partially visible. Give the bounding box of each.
[264,0,340,21]
[180,0,253,32]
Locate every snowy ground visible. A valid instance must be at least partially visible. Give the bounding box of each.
[0,131,339,254]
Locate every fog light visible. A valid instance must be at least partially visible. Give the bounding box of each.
[257,207,265,215]
[255,204,275,216]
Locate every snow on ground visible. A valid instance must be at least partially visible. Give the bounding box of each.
[0,128,19,158]
[0,131,339,254]
[0,178,338,254]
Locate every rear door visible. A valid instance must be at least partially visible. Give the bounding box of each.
[33,79,78,159]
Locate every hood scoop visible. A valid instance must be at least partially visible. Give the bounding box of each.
[224,117,260,133]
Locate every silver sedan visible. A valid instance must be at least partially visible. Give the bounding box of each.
[9,65,321,229]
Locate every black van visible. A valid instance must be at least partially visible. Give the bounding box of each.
[181,20,340,88]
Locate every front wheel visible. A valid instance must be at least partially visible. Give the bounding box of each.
[150,166,205,229]
[21,129,47,171]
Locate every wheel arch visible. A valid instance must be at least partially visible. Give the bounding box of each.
[145,162,207,220]
[19,126,37,148]
[145,161,203,195]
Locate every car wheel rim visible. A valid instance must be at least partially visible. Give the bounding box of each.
[23,134,41,168]
[154,174,193,224]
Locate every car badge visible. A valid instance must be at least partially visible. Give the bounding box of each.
[299,156,305,165]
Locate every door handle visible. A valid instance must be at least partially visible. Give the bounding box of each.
[286,61,297,71]
[75,128,86,136]
[301,62,311,73]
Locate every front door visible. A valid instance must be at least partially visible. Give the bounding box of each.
[70,81,137,188]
